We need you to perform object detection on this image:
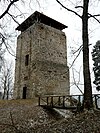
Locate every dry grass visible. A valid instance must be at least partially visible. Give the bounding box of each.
[0,98,38,106]
[0,99,59,133]
[0,99,100,133]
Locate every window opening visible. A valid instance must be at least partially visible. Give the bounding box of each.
[25,54,29,66]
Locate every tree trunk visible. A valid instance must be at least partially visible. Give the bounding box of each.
[82,0,93,109]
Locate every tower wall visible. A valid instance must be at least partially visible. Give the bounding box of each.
[13,22,69,99]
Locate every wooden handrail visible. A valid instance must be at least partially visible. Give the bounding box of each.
[38,94,100,110]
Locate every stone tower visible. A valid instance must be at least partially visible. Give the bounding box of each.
[13,11,69,99]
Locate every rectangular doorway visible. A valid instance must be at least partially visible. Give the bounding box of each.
[23,87,27,99]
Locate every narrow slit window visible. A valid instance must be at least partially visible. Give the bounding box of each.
[25,54,29,66]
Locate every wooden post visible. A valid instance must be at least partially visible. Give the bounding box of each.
[77,95,81,112]
[94,95,98,109]
[63,96,65,107]
[47,97,49,105]
[58,96,61,106]
[51,97,53,107]
[78,95,81,103]
[38,97,40,106]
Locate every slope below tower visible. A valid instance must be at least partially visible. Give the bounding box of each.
[13,11,70,99]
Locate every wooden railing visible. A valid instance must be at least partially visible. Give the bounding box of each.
[38,94,100,110]
[92,94,100,109]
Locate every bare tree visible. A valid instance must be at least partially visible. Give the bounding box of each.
[0,61,14,99]
[0,0,42,66]
[56,0,100,109]
[0,0,20,52]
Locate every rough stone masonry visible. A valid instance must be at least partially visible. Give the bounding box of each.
[13,11,70,99]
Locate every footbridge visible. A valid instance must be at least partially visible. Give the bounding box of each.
[38,94,100,111]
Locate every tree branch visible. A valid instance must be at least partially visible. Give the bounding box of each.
[89,14,100,17]
[69,46,82,70]
[56,0,82,18]
[0,32,16,57]
[88,13,100,23]
[4,41,16,57]
[8,12,20,25]
[68,5,100,23]
[72,68,84,94]
[0,0,19,19]
[75,6,83,9]
[73,45,83,54]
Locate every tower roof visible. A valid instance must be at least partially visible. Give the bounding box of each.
[16,11,68,32]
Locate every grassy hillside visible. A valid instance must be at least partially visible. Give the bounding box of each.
[0,99,60,133]
[0,99,100,133]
